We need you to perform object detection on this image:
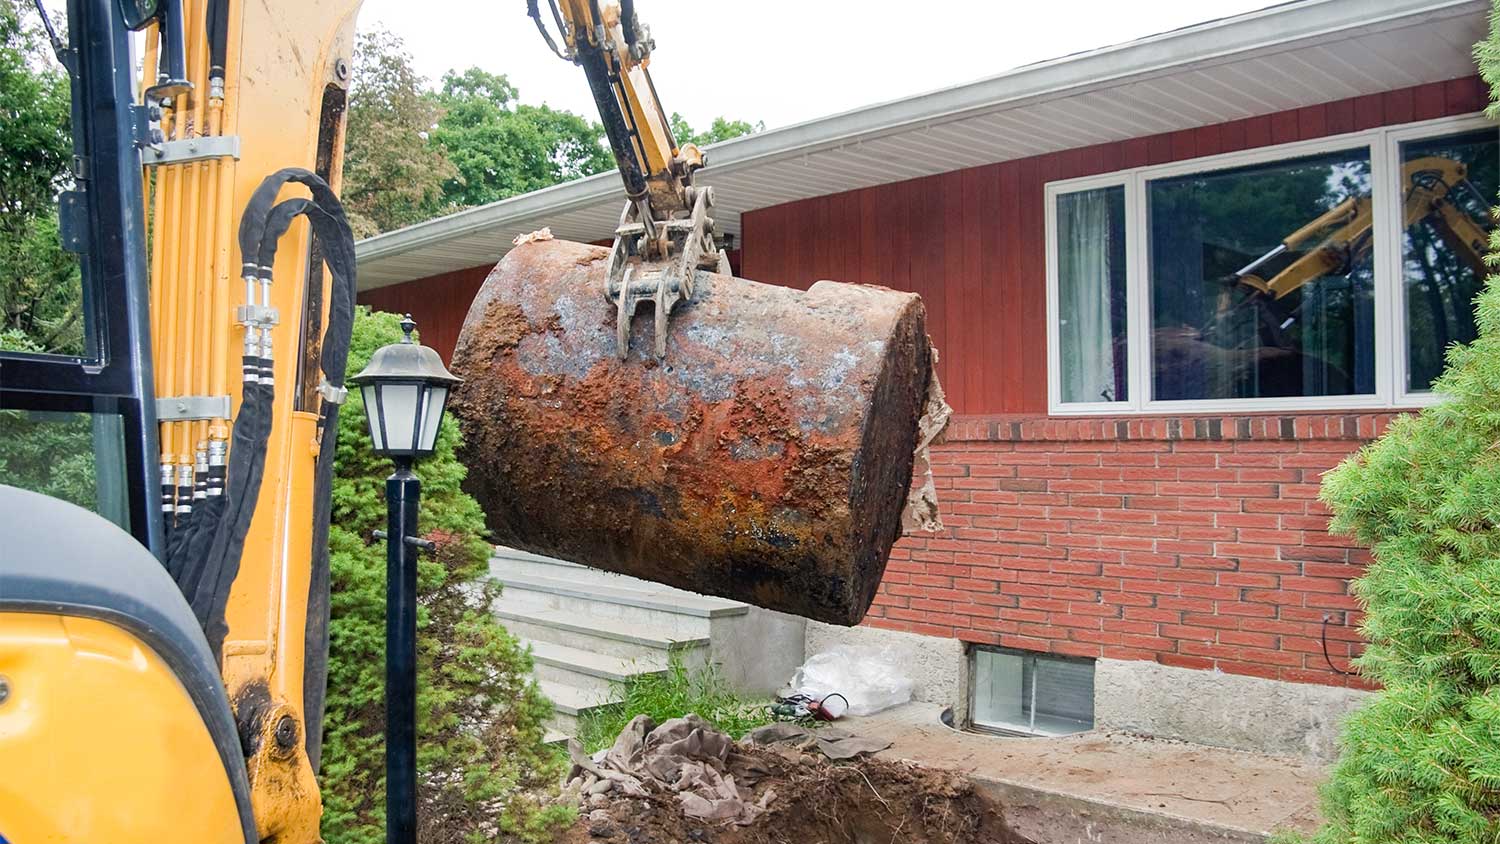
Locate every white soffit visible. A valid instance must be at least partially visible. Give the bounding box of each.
[356,0,1487,290]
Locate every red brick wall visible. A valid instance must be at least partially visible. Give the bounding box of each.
[866,412,1395,689]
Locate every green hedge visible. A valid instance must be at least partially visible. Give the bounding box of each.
[318,309,571,843]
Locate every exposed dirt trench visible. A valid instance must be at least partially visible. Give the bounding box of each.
[555,744,1031,844]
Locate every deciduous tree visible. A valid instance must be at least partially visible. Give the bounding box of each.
[669,112,761,147]
[341,28,457,237]
[431,67,613,208]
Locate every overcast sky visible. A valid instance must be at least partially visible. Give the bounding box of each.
[357,0,1283,133]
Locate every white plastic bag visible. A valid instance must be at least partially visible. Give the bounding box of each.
[791,645,914,716]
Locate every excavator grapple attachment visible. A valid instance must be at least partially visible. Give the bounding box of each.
[605,185,729,359]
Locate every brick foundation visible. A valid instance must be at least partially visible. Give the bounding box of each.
[866,412,1408,690]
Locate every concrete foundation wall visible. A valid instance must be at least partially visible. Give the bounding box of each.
[808,623,1372,760]
[711,608,807,696]
[805,620,969,721]
[1093,657,1371,761]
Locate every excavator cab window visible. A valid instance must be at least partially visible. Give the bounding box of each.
[0,1,133,532]
[0,408,132,530]
[0,0,163,554]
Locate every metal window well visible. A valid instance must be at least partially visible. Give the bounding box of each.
[971,648,1095,737]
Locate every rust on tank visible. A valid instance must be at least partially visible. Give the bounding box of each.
[451,239,935,625]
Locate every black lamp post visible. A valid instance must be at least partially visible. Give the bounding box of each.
[349,315,462,844]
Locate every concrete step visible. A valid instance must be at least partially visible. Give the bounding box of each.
[523,637,668,697]
[492,569,750,617]
[547,709,580,736]
[487,547,802,740]
[490,550,618,588]
[490,569,748,637]
[537,677,619,736]
[495,605,709,662]
[537,677,613,715]
[491,548,618,581]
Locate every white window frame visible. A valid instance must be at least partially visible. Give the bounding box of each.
[1045,113,1496,416]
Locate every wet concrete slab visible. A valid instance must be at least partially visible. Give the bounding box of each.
[845,703,1324,844]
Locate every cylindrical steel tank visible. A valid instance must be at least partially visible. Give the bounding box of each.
[450,238,934,625]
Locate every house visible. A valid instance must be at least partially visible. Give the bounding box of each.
[355,0,1494,758]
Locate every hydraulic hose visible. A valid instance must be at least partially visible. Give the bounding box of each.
[169,169,357,662]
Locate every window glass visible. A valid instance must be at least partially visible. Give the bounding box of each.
[972,648,1094,736]
[1148,148,1376,401]
[2,5,87,359]
[1057,186,1128,403]
[1401,129,1498,392]
[0,410,129,530]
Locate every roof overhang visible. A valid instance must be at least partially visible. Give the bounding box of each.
[355,0,1488,290]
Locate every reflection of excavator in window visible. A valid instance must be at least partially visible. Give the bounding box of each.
[1228,155,1489,301]
[1182,154,1493,395]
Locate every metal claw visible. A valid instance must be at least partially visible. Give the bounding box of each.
[603,188,724,360]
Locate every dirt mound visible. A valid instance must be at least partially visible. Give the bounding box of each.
[556,742,1029,844]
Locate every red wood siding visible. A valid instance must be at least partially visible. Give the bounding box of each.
[740,76,1487,416]
[358,250,740,363]
[358,264,491,363]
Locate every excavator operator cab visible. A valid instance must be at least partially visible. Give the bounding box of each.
[2,0,167,553]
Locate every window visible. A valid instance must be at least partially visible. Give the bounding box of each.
[1057,186,1129,404]
[1150,148,1375,401]
[0,409,130,530]
[972,648,1095,737]
[1401,129,1499,392]
[1047,116,1498,414]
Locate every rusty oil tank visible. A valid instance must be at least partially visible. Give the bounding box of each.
[450,238,936,625]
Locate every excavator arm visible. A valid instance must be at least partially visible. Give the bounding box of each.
[1233,155,1489,300]
[529,0,730,358]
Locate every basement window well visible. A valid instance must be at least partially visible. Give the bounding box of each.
[971,648,1095,737]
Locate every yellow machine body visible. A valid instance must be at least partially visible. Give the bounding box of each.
[1,1,737,841]
[0,613,243,843]
[140,0,361,838]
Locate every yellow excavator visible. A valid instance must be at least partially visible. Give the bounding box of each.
[1202,154,1490,340]
[0,0,739,840]
[1230,155,1489,300]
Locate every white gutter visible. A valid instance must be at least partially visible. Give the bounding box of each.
[355,0,1482,266]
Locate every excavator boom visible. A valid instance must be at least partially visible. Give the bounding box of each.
[529,0,731,359]
[1235,154,1489,299]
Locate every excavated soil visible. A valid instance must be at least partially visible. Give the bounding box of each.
[554,744,1031,844]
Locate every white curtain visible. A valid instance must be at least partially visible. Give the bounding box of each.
[1058,189,1117,404]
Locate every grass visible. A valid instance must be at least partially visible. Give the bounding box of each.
[573,650,773,752]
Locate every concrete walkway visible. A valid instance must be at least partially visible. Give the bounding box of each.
[845,703,1325,844]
